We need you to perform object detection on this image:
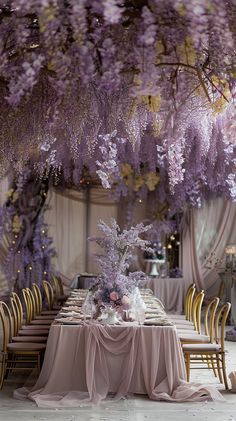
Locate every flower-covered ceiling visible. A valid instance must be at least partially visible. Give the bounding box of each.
[0,0,236,213]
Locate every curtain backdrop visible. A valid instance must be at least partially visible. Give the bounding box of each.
[45,187,118,280]
[182,198,236,294]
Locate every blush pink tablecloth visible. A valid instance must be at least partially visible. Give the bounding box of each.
[14,323,224,407]
[147,277,185,313]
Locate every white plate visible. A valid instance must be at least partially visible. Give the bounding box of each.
[56,317,83,325]
[59,312,83,318]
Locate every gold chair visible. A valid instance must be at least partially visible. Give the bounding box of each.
[26,288,55,321]
[185,283,196,321]
[0,301,46,389]
[43,280,61,311]
[182,302,231,389]
[32,283,58,316]
[50,273,68,305]
[22,289,52,327]
[175,290,205,333]
[9,297,48,344]
[172,283,196,322]
[11,293,50,336]
[178,297,220,344]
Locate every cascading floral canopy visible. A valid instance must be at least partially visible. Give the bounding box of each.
[0,0,235,213]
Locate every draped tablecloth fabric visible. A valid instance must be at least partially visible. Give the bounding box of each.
[14,323,224,407]
[147,277,185,313]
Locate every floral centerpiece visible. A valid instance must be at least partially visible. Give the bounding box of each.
[88,219,153,315]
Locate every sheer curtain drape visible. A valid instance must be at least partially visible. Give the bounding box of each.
[182,199,236,293]
[45,187,118,280]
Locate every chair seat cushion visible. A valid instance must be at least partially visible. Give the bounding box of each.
[30,320,52,325]
[41,310,58,315]
[7,342,46,351]
[21,325,50,331]
[176,325,196,330]
[168,315,186,319]
[182,343,221,352]
[178,334,210,343]
[174,320,194,325]
[34,315,55,321]
[12,336,48,343]
[177,329,198,334]
[18,329,49,336]
[53,305,61,310]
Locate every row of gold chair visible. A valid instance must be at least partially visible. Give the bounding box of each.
[173,284,231,389]
[0,276,64,389]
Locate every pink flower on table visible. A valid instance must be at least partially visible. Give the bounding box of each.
[110,291,119,301]
[121,295,130,305]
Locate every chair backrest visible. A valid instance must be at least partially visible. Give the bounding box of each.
[51,273,64,303]
[192,290,205,334]
[32,283,43,314]
[215,302,231,352]
[184,284,193,317]
[11,292,24,329]
[0,301,13,351]
[186,284,196,321]
[10,296,19,336]
[26,288,39,320]
[43,280,54,310]
[22,288,33,324]
[51,273,60,298]
[203,297,220,342]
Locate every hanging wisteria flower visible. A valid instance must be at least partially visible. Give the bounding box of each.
[0,0,235,226]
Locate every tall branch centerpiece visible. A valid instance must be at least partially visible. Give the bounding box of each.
[88,219,153,317]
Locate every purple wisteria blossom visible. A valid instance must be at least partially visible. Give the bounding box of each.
[89,218,153,308]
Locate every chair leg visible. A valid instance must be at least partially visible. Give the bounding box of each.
[0,355,6,389]
[210,356,218,377]
[221,353,229,390]
[185,353,190,381]
[216,354,223,384]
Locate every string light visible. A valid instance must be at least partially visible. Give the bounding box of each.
[17,269,20,273]
[29,266,32,271]
[167,244,172,249]
[170,235,175,241]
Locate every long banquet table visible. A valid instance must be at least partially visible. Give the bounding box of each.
[14,290,224,407]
